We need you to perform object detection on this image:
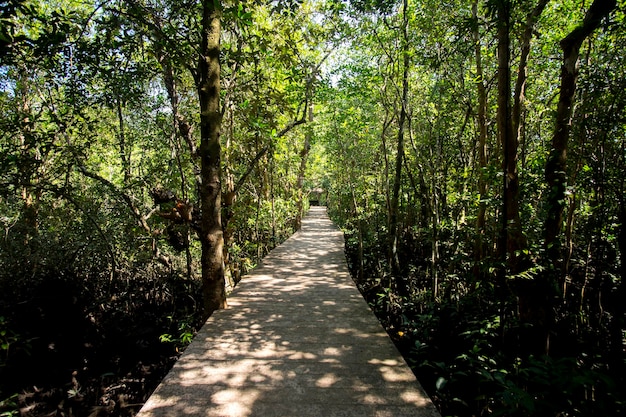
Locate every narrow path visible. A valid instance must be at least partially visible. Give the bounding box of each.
[137,207,439,417]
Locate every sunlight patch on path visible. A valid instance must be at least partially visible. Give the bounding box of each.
[137,207,440,417]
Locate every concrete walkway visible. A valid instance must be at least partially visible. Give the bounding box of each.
[137,207,440,417]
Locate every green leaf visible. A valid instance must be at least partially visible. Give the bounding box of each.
[435,376,447,390]
[159,334,173,343]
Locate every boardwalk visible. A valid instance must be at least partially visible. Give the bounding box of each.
[137,207,439,417]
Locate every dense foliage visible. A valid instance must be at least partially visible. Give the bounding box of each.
[0,0,328,415]
[1,0,624,416]
[322,1,626,416]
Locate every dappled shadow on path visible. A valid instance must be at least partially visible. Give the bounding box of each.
[137,207,439,417]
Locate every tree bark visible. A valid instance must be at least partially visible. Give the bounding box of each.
[526,0,617,357]
[496,0,525,275]
[545,0,617,269]
[612,183,626,374]
[472,1,488,281]
[506,0,550,357]
[116,95,131,183]
[388,0,410,297]
[512,0,549,143]
[198,0,226,319]
[295,101,313,230]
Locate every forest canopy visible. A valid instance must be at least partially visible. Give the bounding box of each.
[1,0,625,416]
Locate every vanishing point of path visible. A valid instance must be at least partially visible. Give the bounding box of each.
[137,207,440,417]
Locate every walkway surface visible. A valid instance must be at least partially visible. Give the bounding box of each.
[137,207,440,417]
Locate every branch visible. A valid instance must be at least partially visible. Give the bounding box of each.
[46,184,118,274]
[275,46,333,139]
[275,111,308,138]
[233,146,269,195]
[77,166,151,233]
[561,0,617,53]
[512,0,550,139]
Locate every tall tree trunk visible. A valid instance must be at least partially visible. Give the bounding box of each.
[612,180,626,375]
[350,184,364,283]
[17,81,40,245]
[512,0,549,143]
[163,64,196,280]
[379,105,394,232]
[511,0,549,269]
[389,0,410,297]
[496,0,525,276]
[508,0,549,354]
[198,1,226,319]
[539,0,616,356]
[545,0,617,271]
[295,102,313,230]
[495,0,521,352]
[430,161,440,300]
[116,95,131,183]
[472,1,488,281]
[20,185,40,243]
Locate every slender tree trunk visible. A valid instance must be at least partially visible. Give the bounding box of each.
[17,84,40,245]
[20,185,40,243]
[472,1,488,281]
[506,0,550,354]
[512,0,549,143]
[564,123,588,298]
[255,185,262,259]
[198,1,226,319]
[612,181,626,374]
[163,67,196,280]
[380,108,394,231]
[495,0,523,352]
[389,0,410,297]
[350,184,364,283]
[116,95,131,183]
[496,0,510,275]
[270,154,276,242]
[153,32,201,281]
[295,102,313,230]
[497,0,525,275]
[431,167,440,299]
[510,0,548,272]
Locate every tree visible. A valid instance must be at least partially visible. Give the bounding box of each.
[540,0,618,359]
[472,1,490,280]
[197,0,226,317]
[544,0,617,272]
[495,0,527,277]
[388,0,410,296]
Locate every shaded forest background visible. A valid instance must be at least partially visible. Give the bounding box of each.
[1,0,625,416]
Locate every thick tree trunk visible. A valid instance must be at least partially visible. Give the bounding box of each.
[198,1,226,319]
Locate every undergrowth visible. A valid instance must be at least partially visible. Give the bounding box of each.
[341,225,626,417]
[0,264,205,417]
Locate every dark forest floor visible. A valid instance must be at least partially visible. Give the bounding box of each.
[0,272,204,417]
